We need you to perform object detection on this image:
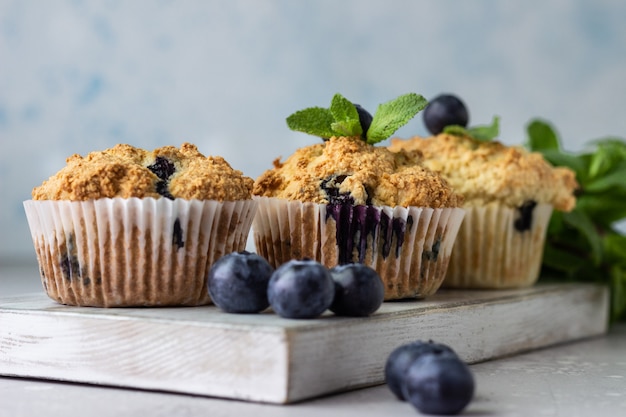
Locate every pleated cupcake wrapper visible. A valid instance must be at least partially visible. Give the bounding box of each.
[23,197,257,307]
[252,197,465,300]
[443,203,553,289]
[252,197,322,264]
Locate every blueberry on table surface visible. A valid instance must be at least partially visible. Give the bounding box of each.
[423,94,469,135]
[329,263,384,316]
[385,340,458,401]
[207,251,274,314]
[402,350,475,415]
[267,259,335,319]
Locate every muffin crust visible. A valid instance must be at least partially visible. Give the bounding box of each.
[253,136,462,208]
[389,134,577,211]
[32,143,254,201]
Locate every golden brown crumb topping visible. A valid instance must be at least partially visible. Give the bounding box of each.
[388,134,578,211]
[32,142,254,201]
[253,136,462,208]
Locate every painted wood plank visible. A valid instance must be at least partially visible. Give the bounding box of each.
[0,284,609,403]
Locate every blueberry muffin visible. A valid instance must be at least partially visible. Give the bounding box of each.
[252,93,466,299]
[389,133,577,288]
[24,143,256,307]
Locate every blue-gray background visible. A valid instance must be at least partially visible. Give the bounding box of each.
[2,0,625,265]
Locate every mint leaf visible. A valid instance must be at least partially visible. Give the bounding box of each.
[329,93,362,137]
[546,210,565,235]
[605,234,626,262]
[588,146,614,180]
[331,119,362,137]
[585,161,626,192]
[562,208,603,266]
[366,93,427,144]
[442,116,500,142]
[442,125,469,136]
[527,119,560,151]
[587,139,626,179]
[610,265,626,320]
[539,149,588,181]
[576,193,626,227]
[532,125,626,321]
[286,107,336,138]
[541,243,590,275]
[467,116,500,141]
[329,94,362,133]
[287,93,426,143]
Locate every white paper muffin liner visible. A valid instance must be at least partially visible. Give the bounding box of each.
[23,197,257,307]
[252,197,465,299]
[443,202,553,288]
[252,197,322,264]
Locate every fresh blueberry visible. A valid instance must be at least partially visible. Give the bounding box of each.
[402,350,475,415]
[354,103,373,137]
[385,340,457,401]
[423,94,469,135]
[207,251,274,314]
[329,263,384,316]
[267,259,335,319]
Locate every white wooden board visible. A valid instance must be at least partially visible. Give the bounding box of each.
[0,284,609,404]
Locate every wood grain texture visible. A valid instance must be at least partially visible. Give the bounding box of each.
[0,284,609,403]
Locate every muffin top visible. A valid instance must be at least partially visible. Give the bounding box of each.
[388,133,577,211]
[253,136,462,208]
[32,142,254,201]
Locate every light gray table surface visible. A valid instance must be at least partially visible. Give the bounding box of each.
[1,264,625,417]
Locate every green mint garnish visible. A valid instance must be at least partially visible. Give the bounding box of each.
[526,119,559,151]
[286,92,427,145]
[329,93,363,137]
[286,106,337,139]
[526,119,626,322]
[366,93,428,144]
[443,116,500,142]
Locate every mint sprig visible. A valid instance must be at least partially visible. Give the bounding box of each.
[366,93,428,144]
[329,94,363,137]
[286,93,427,145]
[285,107,337,138]
[527,119,626,322]
[443,116,501,142]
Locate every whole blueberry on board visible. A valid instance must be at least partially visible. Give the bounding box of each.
[207,251,274,314]
[423,94,469,135]
[385,340,458,401]
[402,349,475,415]
[267,259,335,319]
[329,263,385,317]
